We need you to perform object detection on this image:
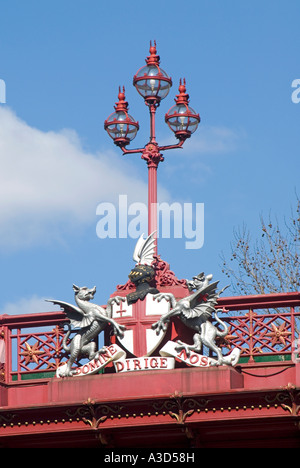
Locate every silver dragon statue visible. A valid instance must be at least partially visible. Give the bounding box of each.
[47,285,126,377]
[152,273,232,365]
[47,232,157,377]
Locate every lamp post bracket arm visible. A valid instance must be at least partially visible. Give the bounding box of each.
[158,141,184,152]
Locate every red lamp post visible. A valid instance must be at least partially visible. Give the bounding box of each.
[104,41,200,253]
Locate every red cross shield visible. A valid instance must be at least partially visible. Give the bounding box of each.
[111,294,170,357]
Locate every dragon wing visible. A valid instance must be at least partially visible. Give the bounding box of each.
[181,281,226,320]
[132,231,156,265]
[45,299,93,329]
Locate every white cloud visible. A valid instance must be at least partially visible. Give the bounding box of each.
[159,124,244,185]
[180,125,243,155]
[0,107,168,250]
[0,295,56,315]
[159,124,243,156]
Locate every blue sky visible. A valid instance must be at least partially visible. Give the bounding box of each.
[0,0,299,315]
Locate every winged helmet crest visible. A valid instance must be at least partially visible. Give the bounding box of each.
[132,231,156,265]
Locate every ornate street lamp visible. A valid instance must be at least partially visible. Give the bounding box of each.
[104,41,200,253]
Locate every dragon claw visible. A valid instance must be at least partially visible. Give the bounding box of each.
[175,341,192,356]
[114,324,126,338]
[152,320,166,335]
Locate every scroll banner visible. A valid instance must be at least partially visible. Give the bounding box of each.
[159,341,216,367]
[56,341,240,377]
[56,343,175,377]
[160,341,241,367]
[113,355,175,373]
[56,344,126,378]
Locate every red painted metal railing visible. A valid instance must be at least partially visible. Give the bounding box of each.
[218,292,300,363]
[0,312,68,383]
[0,292,299,383]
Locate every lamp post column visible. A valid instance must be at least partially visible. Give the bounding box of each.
[141,142,164,254]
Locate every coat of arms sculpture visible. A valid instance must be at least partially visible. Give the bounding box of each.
[48,232,240,378]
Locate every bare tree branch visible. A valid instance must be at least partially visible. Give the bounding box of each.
[221,195,300,296]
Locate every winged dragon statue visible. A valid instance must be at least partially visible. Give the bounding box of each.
[152,273,239,366]
[46,232,157,377]
[46,285,126,377]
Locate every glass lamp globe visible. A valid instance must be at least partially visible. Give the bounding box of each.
[133,41,172,105]
[165,79,200,140]
[104,87,139,147]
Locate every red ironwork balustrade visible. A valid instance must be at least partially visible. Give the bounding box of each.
[0,312,68,383]
[0,292,299,383]
[218,292,300,363]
